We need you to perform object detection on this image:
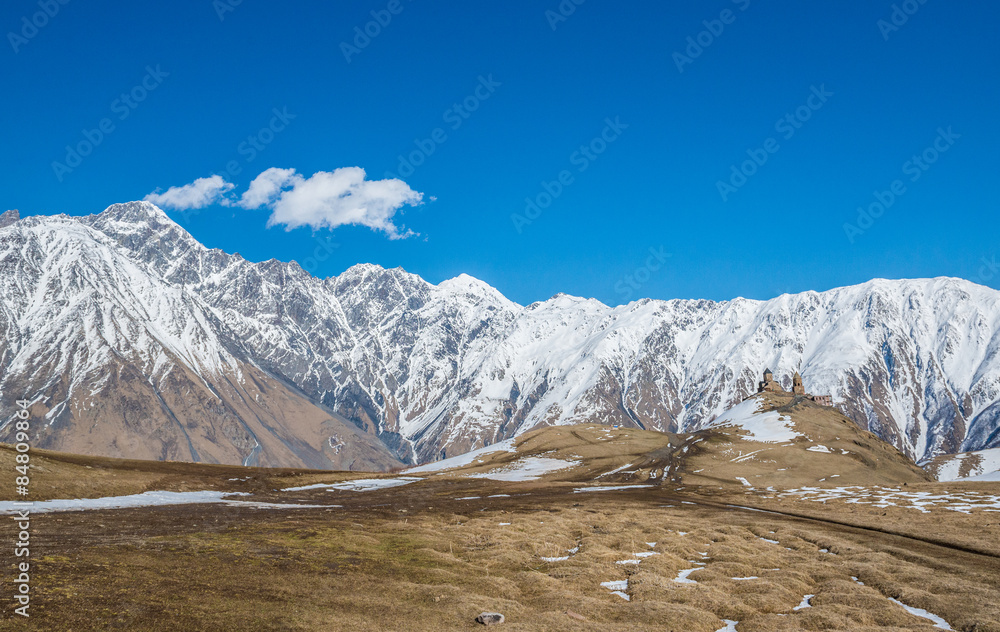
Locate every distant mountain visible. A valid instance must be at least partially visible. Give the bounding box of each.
[1,201,998,468]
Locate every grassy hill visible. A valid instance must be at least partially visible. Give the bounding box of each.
[3,396,998,631]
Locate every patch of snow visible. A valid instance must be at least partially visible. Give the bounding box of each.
[573,484,654,493]
[673,568,702,584]
[227,500,335,510]
[967,471,1000,481]
[933,447,1000,482]
[732,576,758,581]
[736,477,753,488]
[807,445,833,453]
[598,463,635,477]
[601,579,630,599]
[282,477,421,492]
[616,559,640,565]
[468,457,578,481]
[541,556,569,562]
[0,491,334,514]
[705,399,800,443]
[793,594,814,611]
[778,486,1000,514]
[405,439,517,473]
[888,598,952,630]
[715,620,739,632]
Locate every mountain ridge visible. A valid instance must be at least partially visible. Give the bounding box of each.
[1,201,999,468]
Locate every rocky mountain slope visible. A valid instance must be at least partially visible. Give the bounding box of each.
[1,201,999,468]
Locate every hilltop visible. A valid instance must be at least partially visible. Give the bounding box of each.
[399,392,930,490]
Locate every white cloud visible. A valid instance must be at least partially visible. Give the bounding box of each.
[145,167,423,239]
[144,175,234,210]
[238,167,302,209]
[264,167,422,239]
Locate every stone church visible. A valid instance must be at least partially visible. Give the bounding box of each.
[758,369,832,407]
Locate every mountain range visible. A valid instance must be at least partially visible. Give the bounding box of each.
[1,202,998,469]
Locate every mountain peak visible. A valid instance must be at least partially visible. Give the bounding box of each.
[97,201,172,225]
[438,273,520,308]
[439,273,493,292]
[340,262,387,276]
[0,209,20,228]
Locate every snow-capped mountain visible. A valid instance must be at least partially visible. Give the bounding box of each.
[1,201,998,468]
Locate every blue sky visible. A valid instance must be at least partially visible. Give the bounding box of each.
[3,0,997,305]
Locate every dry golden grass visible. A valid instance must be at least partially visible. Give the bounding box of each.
[680,393,931,489]
[0,443,383,501]
[2,480,997,631]
[1,411,996,630]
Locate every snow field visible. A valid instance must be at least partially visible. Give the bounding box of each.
[0,491,334,514]
[282,477,422,492]
[774,486,1000,513]
[705,399,800,444]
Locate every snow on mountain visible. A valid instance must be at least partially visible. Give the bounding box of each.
[925,447,1000,482]
[1,201,999,468]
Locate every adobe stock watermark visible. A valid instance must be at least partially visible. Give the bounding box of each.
[673,0,752,73]
[51,65,170,182]
[614,246,671,301]
[511,117,628,234]
[384,74,501,180]
[297,234,340,277]
[213,0,243,22]
[341,0,413,64]
[975,255,999,285]
[545,0,586,31]
[9,398,33,617]
[843,126,959,244]
[7,0,71,54]
[178,106,295,223]
[877,0,929,41]
[224,106,296,173]
[716,84,833,202]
